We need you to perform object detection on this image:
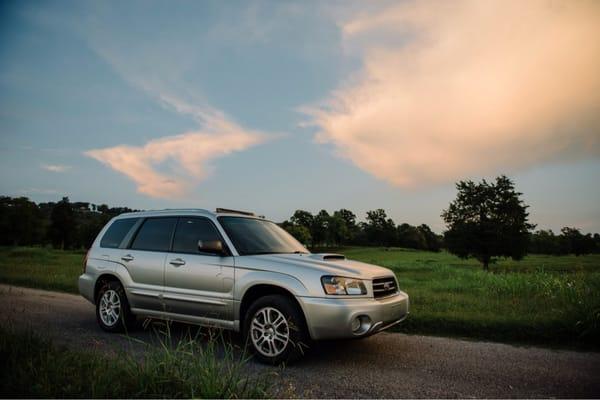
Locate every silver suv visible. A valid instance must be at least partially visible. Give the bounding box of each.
[79,208,409,364]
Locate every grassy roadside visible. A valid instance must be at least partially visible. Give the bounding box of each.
[0,325,271,398]
[1,246,599,348]
[0,246,82,293]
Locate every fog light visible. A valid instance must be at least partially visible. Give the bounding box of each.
[351,317,361,332]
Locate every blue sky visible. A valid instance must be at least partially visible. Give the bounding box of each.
[1,0,599,233]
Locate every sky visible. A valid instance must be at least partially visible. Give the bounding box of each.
[1,0,599,233]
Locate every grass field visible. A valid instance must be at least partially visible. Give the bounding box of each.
[1,246,599,347]
[0,325,270,398]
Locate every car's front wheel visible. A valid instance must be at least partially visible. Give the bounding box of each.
[95,280,135,332]
[244,295,310,365]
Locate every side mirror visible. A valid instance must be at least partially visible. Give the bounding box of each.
[198,239,224,255]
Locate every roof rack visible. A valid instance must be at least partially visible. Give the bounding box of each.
[215,208,256,216]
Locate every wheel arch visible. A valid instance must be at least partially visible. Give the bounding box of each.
[94,273,123,303]
[238,283,309,336]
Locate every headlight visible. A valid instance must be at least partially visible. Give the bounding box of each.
[321,276,367,295]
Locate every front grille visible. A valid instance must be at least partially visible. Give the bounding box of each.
[372,277,398,299]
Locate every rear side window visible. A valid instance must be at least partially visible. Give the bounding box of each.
[172,217,222,254]
[131,218,177,252]
[100,218,138,248]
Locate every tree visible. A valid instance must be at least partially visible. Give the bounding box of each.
[0,196,45,245]
[311,210,331,247]
[560,227,595,256]
[280,221,312,246]
[417,224,443,252]
[333,209,358,244]
[442,176,534,270]
[48,197,76,249]
[365,209,397,246]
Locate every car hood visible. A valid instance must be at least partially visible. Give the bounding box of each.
[239,253,393,280]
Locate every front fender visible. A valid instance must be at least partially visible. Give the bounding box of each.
[233,268,310,322]
[234,268,310,300]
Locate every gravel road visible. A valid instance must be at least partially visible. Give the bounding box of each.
[1,284,599,398]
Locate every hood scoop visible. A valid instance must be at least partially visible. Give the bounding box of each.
[310,253,346,261]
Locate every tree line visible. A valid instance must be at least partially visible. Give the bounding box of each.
[1,193,599,256]
[0,196,137,249]
[280,209,443,251]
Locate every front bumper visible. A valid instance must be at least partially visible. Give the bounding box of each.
[297,291,409,340]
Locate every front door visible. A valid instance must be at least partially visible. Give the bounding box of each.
[163,217,234,321]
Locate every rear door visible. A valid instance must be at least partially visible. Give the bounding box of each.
[163,216,235,321]
[120,217,177,312]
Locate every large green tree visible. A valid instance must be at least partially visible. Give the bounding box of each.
[442,176,534,270]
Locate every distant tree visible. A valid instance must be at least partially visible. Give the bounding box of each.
[442,176,534,270]
[311,210,331,247]
[529,230,562,255]
[560,227,595,256]
[48,197,76,249]
[418,224,443,252]
[290,210,314,230]
[0,196,45,245]
[333,209,358,244]
[397,223,426,249]
[365,209,397,246]
[280,223,312,247]
[327,213,349,246]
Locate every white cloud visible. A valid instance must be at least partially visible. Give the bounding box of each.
[85,104,268,198]
[307,0,600,187]
[41,164,70,173]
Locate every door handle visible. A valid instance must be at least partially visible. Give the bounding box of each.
[169,258,186,267]
[121,254,134,262]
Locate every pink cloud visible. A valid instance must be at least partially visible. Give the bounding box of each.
[85,109,268,198]
[308,0,600,187]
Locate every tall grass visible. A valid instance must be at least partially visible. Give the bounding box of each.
[0,324,272,398]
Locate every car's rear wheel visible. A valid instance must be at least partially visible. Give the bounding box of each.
[244,295,310,365]
[96,280,135,332]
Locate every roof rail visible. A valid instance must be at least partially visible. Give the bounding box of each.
[215,208,256,216]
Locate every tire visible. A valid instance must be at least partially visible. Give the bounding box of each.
[95,280,135,333]
[243,294,310,365]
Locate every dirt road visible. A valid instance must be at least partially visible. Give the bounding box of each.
[1,284,599,398]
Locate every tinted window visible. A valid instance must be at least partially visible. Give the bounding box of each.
[218,217,308,256]
[100,218,138,248]
[131,218,177,252]
[172,217,222,254]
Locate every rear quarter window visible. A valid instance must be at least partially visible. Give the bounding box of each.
[100,218,139,248]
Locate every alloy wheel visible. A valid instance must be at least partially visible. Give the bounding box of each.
[99,289,121,327]
[250,307,290,357]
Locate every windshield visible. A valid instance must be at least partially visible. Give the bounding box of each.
[218,216,309,256]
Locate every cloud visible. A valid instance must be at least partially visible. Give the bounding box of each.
[85,105,268,198]
[307,0,600,187]
[41,164,70,173]
[74,8,278,200]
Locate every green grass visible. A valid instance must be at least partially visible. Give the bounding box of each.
[1,246,599,347]
[0,325,271,398]
[0,246,83,293]
[337,247,600,347]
